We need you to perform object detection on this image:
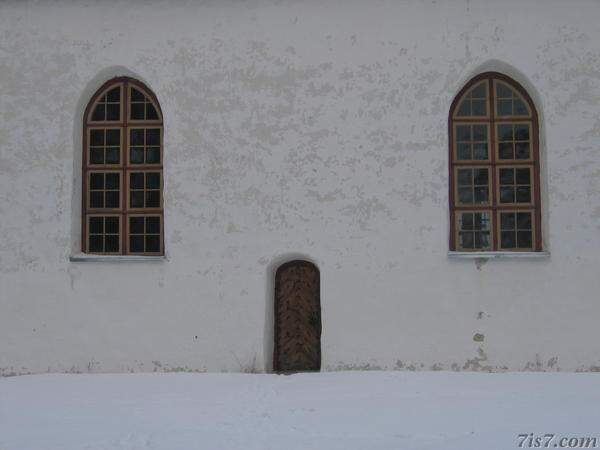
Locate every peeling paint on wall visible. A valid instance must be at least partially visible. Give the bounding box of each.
[1,0,600,375]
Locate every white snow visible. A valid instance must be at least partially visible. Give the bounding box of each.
[1,371,599,450]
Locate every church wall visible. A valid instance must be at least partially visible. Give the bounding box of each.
[1,0,599,375]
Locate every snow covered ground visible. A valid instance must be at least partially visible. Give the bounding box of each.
[1,371,599,450]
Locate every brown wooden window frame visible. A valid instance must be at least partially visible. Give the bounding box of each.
[82,77,164,255]
[449,72,542,252]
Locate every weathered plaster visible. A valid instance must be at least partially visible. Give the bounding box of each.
[1,0,600,375]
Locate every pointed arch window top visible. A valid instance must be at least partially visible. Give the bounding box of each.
[455,80,488,118]
[129,86,160,121]
[90,85,122,122]
[494,80,531,117]
[87,79,162,123]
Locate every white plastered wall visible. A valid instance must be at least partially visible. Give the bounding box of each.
[1,0,599,375]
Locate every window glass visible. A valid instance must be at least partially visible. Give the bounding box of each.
[450,73,540,252]
[84,79,163,254]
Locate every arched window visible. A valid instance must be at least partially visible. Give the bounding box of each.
[449,72,542,252]
[82,77,163,255]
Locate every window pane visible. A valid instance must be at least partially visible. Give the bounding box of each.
[459,213,473,230]
[457,169,471,185]
[456,125,471,141]
[131,191,144,208]
[473,187,488,203]
[90,192,104,208]
[471,100,485,116]
[499,168,514,184]
[473,213,490,230]
[146,235,160,252]
[515,142,530,159]
[89,217,103,234]
[514,99,528,115]
[105,173,119,189]
[130,173,144,189]
[131,103,145,120]
[90,173,104,189]
[130,236,144,252]
[131,129,145,145]
[146,104,159,120]
[473,125,487,141]
[131,88,145,101]
[105,148,119,164]
[474,232,490,249]
[516,168,530,184]
[500,186,514,203]
[473,143,487,160]
[106,87,120,102]
[105,216,119,234]
[458,187,473,204]
[146,129,160,145]
[130,217,144,234]
[501,231,516,248]
[89,235,103,252]
[146,191,160,207]
[498,124,513,140]
[106,104,120,121]
[130,148,144,164]
[146,147,160,163]
[517,230,533,248]
[105,235,119,252]
[106,129,120,145]
[497,99,512,115]
[472,83,486,98]
[496,83,512,98]
[146,173,160,189]
[90,130,104,146]
[105,191,120,208]
[90,148,104,164]
[457,143,471,160]
[517,212,532,229]
[473,168,488,185]
[91,104,105,121]
[515,124,530,140]
[457,101,471,116]
[500,212,515,229]
[516,186,531,203]
[129,236,144,253]
[459,232,474,249]
[498,142,513,159]
[146,217,160,233]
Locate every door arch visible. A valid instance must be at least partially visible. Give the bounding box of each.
[273,260,321,372]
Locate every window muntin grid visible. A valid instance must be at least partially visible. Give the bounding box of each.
[498,211,535,251]
[454,167,491,206]
[454,80,488,118]
[127,215,163,255]
[449,72,541,252]
[456,211,492,251]
[83,78,164,255]
[87,215,121,254]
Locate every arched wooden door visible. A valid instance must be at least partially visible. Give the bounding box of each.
[274,260,321,372]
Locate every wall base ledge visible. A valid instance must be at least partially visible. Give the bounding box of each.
[448,251,550,259]
[70,253,166,262]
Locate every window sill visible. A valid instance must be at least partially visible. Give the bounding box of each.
[69,253,166,262]
[448,251,550,259]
